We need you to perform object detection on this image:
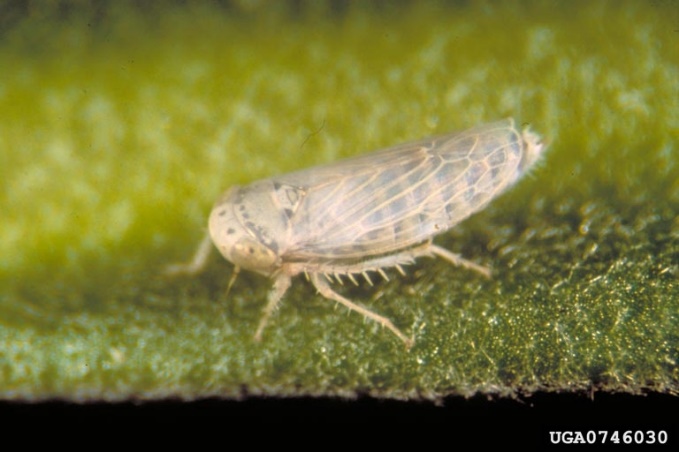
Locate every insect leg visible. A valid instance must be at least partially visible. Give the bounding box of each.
[164,233,213,276]
[428,244,491,278]
[309,273,414,349]
[225,265,241,298]
[254,275,292,342]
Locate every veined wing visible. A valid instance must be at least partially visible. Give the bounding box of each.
[275,119,526,262]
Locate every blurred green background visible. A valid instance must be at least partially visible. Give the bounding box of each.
[0,0,676,400]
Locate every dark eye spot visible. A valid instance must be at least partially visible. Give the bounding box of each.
[226,228,235,235]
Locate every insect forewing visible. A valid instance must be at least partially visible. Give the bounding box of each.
[273,119,534,262]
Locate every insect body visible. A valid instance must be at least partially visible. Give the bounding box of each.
[170,118,545,348]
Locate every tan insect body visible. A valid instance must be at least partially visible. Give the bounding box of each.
[169,118,546,348]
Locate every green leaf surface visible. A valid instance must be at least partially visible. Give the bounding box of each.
[0,1,677,401]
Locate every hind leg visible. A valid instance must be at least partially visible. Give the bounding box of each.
[310,273,414,349]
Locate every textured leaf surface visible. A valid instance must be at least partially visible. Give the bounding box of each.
[0,1,676,401]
